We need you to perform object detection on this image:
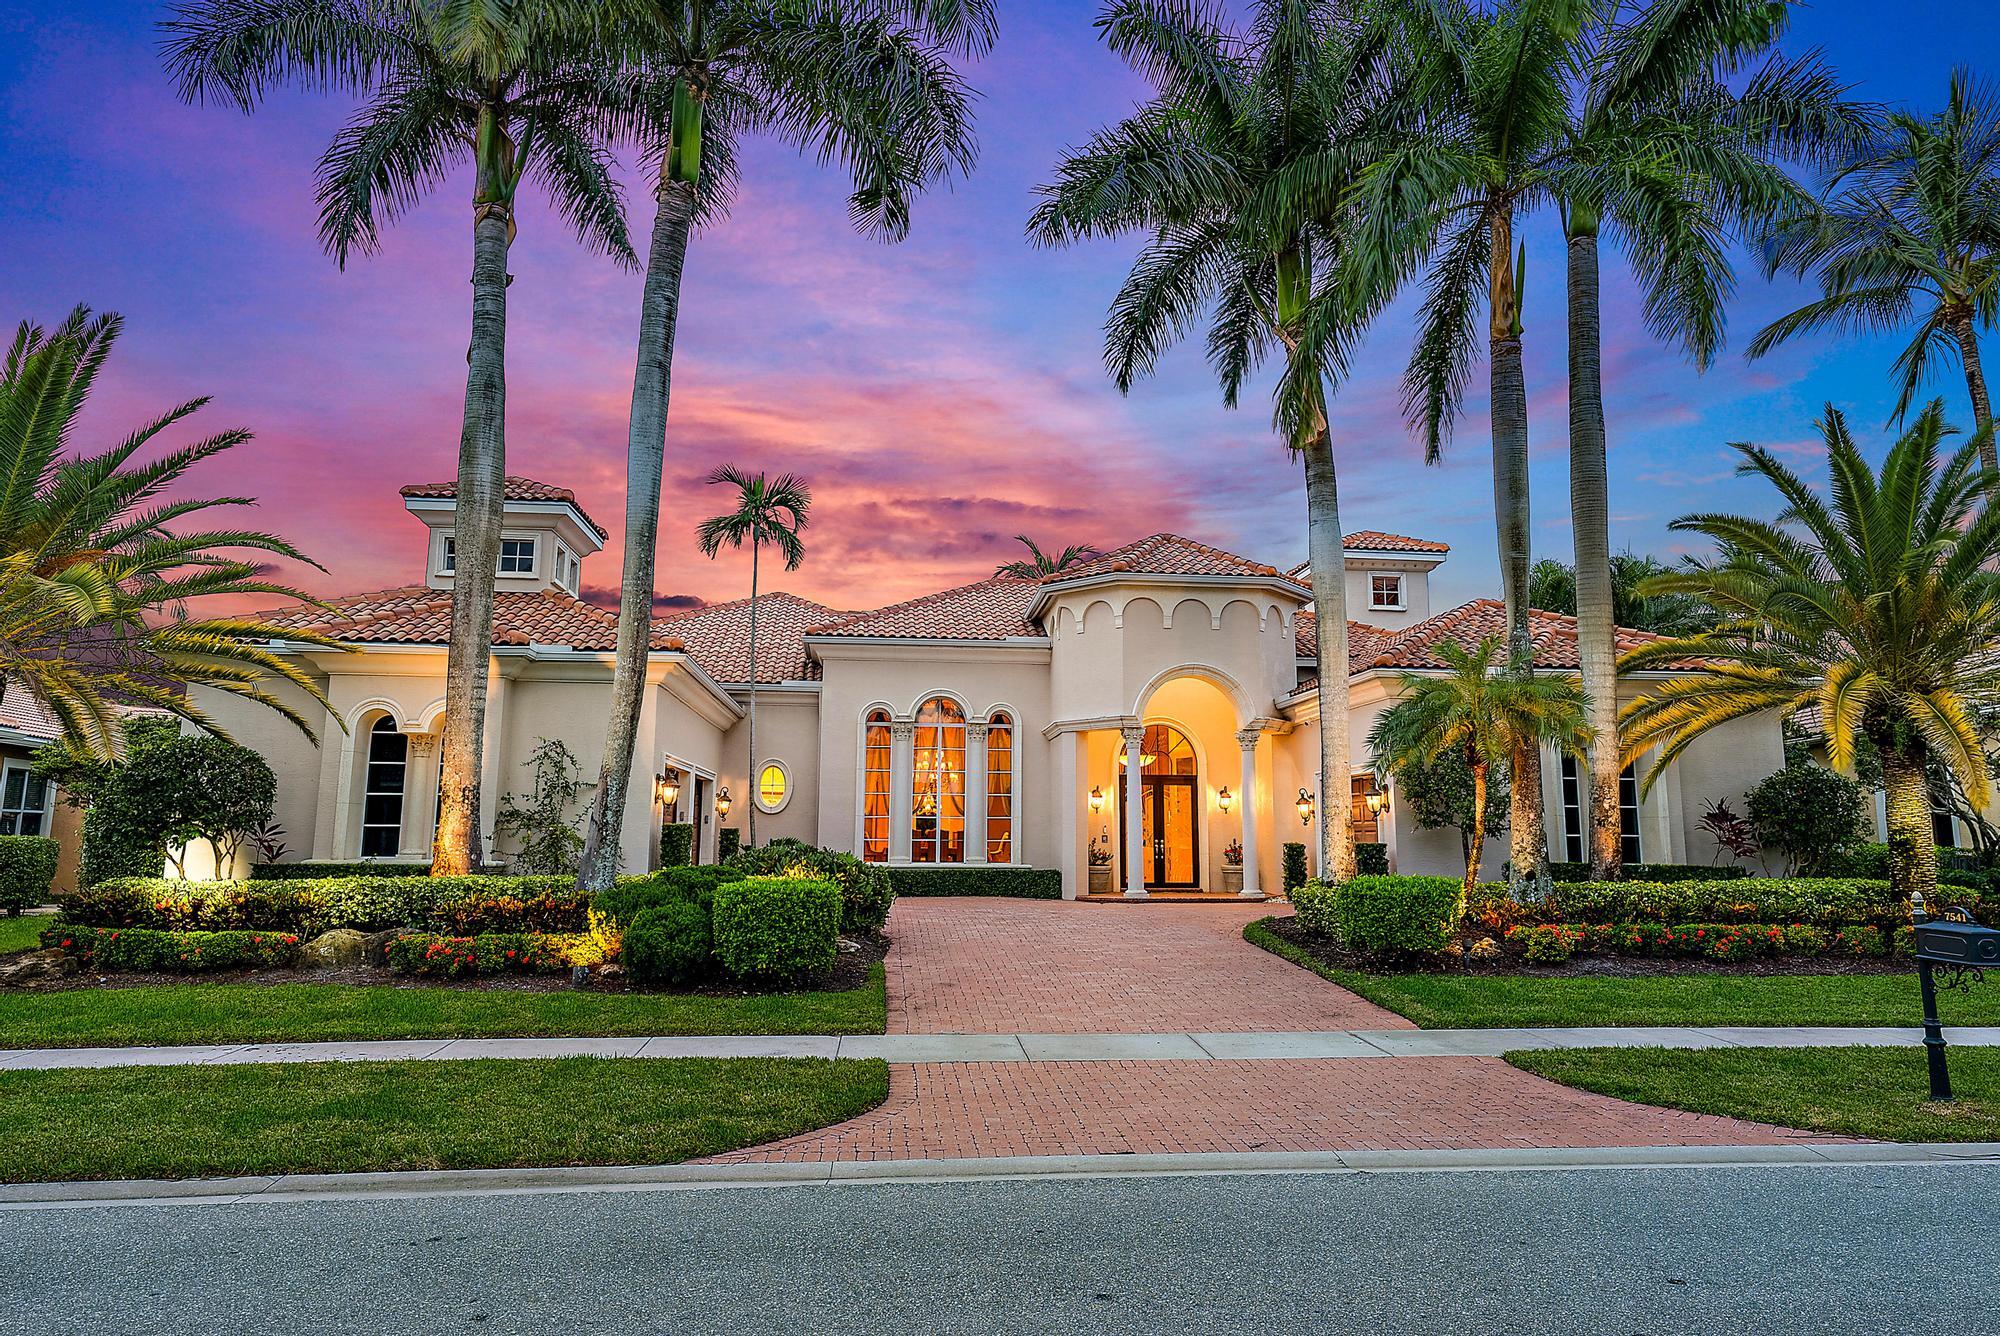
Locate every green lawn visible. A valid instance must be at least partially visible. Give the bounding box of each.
[0,963,885,1048]
[1509,1046,2000,1142]
[1246,917,1999,1028]
[0,914,45,955]
[0,1056,888,1182]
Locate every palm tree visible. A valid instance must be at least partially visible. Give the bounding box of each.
[163,0,638,875]
[994,536,1099,579]
[1031,0,1411,883]
[695,467,811,849]
[575,0,991,892]
[1620,402,2000,904]
[1368,636,1590,903]
[1528,554,1713,637]
[1752,70,2000,469]
[0,306,341,753]
[1556,0,1872,879]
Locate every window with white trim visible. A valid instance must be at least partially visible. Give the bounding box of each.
[1559,754,1642,864]
[986,713,1013,863]
[911,697,966,863]
[0,763,54,836]
[861,711,891,862]
[1369,573,1405,609]
[360,716,408,857]
[757,761,790,813]
[439,536,456,574]
[498,538,536,574]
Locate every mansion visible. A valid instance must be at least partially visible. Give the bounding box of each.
[186,478,1784,896]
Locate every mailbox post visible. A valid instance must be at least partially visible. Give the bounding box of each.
[1910,892,2000,1102]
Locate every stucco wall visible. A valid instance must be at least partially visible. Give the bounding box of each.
[715,688,822,850]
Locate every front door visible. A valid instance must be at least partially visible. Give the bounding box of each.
[1117,723,1202,889]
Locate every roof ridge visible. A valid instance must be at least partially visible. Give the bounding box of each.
[810,573,1037,635]
[656,590,841,623]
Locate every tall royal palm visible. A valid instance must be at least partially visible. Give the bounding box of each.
[1753,70,2000,469]
[1556,0,1870,877]
[163,0,638,875]
[1032,0,1408,883]
[1621,403,2000,904]
[575,0,990,891]
[695,468,811,850]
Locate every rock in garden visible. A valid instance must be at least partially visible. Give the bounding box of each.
[302,928,370,969]
[0,948,72,985]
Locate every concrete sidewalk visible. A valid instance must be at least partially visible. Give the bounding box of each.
[5,1024,1999,1070]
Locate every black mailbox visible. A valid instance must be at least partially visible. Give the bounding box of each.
[1913,919,2000,966]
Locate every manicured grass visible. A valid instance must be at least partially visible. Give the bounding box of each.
[0,914,46,955]
[1246,917,1999,1028]
[0,1056,888,1182]
[1508,1046,2000,1142]
[0,963,885,1049]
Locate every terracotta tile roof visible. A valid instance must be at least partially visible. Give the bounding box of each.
[1349,599,1707,672]
[1342,530,1451,554]
[399,476,608,541]
[258,585,627,651]
[653,592,848,684]
[1047,534,1286,583]
[1293,610,1398,662]
[0,682,60,743]
[809,577,1045,641]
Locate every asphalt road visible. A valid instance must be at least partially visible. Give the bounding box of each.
[2,1165,1991,1334]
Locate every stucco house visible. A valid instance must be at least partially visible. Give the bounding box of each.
[193,478,1782,896]
[0,686,83,894]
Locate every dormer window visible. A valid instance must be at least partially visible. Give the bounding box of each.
[498,538,537,574]
[1369,573,1405,610]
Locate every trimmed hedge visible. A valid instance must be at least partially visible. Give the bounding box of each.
[383,931,596,978]
[249,861,435,880]
[593,865,744,930]
[711,876,840,985]
[886,866,1063,900]
[1463,877,1921,933]
[719,829,742,861]
[0,835,60,915]
[45,924,300,972]
[1282,843,1309,894]
[1547,861,1751,884]
[1298,875,1462,958]
[1503,920,1890,965]
[1355,842,1389,877]
[659,822,695,869]
[624,902,714,986]
[60,875,587,937]
[727,840,894,933]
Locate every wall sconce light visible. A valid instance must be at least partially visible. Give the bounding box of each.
[715,786,733,818]
[660,773,681,807]
[1297,789,1316,826]
[1088,786,1106,814]
[1216,786,1232,813]
[1365,790,1387,817]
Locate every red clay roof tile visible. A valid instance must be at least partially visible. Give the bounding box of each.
[399,476,608,540]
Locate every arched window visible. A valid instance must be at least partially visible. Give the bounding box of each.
[986,712,1014,863]
[360,716,407,857]
[757,761,790,813]
[912,696,966,863]
[862,710,892,862]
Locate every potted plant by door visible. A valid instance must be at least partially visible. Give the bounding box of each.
[1088,841,1114,894]
[1220,839,1244,895]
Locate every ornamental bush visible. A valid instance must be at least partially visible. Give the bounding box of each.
[1548,861,1750,884]
[1327,875,1462,958]
[885,866,1063,899]
[1288,880,1339,937]
[60,875,585,936]
[594,866,744,929]
[718,828,742,861]
[1544,877,1904,929]
[1511,923,1584,964]
[1746,761,1869,874]
[659,822,695,868]
[726,842,893,934]
[0,835,60,914]
[623,902,714,987]
[711,876,840,985]
[248,861,433,880]
[1282,843,1309,893]
[1833,924,1887,956]
[382,931,592,978]
[46,924,300,972]
[1355,843,1389,876]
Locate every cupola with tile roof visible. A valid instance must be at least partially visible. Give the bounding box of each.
[399,477,608,598]
[1289,531,1451,631]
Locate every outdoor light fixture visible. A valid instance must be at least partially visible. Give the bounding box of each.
[1297,789,1315,825]
[660,773,681,807]
[715,786,733,818]
[1216,786,1232,813]
[1088,786,1106,813]
[1366,790,1387,817]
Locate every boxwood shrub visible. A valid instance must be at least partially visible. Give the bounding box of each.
[658,823,695,868]
[1355,842,1389,876]
[47,924,301,972]
[1547,861,1751,884]
[718,828,742,861]
[0,835,60,915]
[1282,843,1309,893]
[886,866,1062,899]
[248,861,434,880]
[593,865,744,930]
[727,840,894,933]
[1328,875,1462,958]
[623,902,714,987]
[711,876,840,985]
[60,875,587,937]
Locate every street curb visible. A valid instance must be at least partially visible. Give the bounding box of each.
[5,1142,1996,1211]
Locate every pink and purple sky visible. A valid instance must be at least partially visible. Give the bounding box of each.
[4,2,1997,614]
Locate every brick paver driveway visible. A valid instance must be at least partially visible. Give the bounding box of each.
[884,896,1410,1034]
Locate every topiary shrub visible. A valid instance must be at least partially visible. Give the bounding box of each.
[1288,880,1338,937]
[1282,843,1309,894]
[885,866,1061,899]
[718,828,742,861]
[711,876,840,985]
[0,835,60,915]
[659,822,695,868]
[623,901,714,987]
[726,842,893,934]
[1328,875,1462,958]
[1354,843,1389,876]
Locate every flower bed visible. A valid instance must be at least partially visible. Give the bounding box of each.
[1501,921,1891,965]
[383,932,598,979]
[1463,876,1934,934]
[59,875,587,937]
[46,925,301,972]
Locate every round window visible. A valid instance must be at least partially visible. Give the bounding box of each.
[756,761,789,813]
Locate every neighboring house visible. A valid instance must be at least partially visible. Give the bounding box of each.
[191,477,1780,895]
[0,684,83,895]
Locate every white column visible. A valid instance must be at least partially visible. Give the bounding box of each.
[1235,727,1263,899]
[889,718,915,863]
[1121,723,1147,898]
[965,720,989,864]
[402,734,439,860]
[1055,731,1081,899]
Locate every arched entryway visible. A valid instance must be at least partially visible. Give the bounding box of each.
[1116,723,1201,888]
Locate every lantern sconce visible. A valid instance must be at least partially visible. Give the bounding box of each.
[656,773,682,808]
[1088,785,1106,814]
[715,786,733,818]
[1297,789,1316,826]
[1366,789,1388,817]
[1216,786,1233,813]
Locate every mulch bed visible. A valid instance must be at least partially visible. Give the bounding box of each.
[1,933,888,996]
[1264,914,1913,978]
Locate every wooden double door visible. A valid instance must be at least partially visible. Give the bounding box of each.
[1118,774,1200,888]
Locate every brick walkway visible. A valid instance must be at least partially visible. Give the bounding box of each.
[709,1057,1838,1162]
[884,897,1411,1034]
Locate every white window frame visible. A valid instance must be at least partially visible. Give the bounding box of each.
[0,761,54,837]
[1368,572,1406,610]
[359,717,408,858]
[438,533,541,578]
[755,759,792,814]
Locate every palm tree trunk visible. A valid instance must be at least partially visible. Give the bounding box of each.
[431,204,512,877]
[1951,314,1996,472]
[1567,213,1622,880]
[746,533,761,850]
[1303,428,1355,884]
[1489,205,1547,897]
[576,173,699,893]
[1464,755,1487,900]
[1882,744,1940,907]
